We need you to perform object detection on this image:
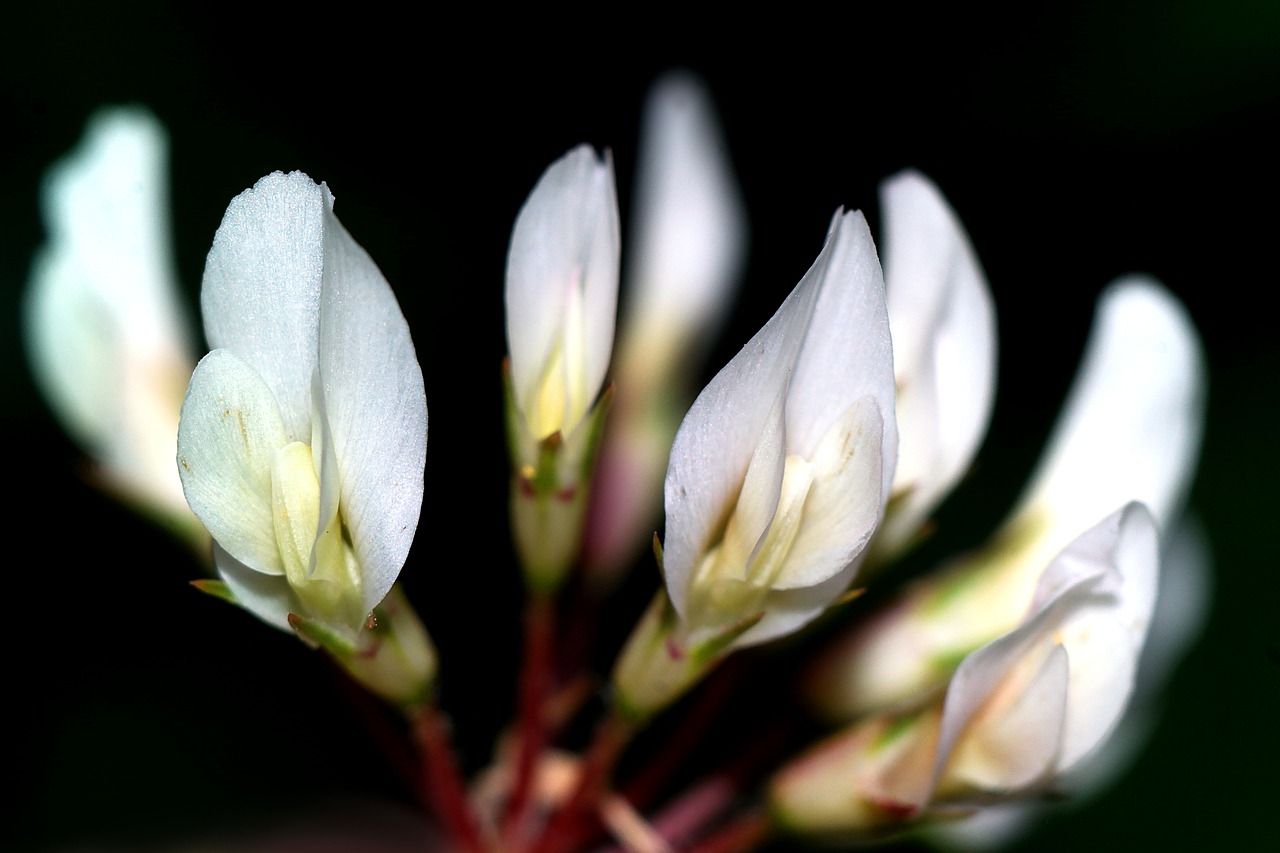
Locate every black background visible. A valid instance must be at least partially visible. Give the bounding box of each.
[2,3,1277,851]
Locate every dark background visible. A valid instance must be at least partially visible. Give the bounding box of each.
[2,2,1277,851]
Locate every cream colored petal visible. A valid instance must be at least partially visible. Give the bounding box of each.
[773,399,884,589]
[941,644,1068,796]
[177,349,289,575]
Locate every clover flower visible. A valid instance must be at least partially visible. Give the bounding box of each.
[177,171,427,642]
[504,145,621,588]
[772,502,1159,837]
[809,277,1205,721]
[613,210,896,720]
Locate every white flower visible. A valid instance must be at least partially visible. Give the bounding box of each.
[614,71,748,394]
[876,170,996,558]
[930,514,1211,850]
[585,70,749,578]
[177,171,427,635]
[662,210,897,650]
[770,502,1161,836]
[503,145,620,587]
[807,276,1206,721]
[24,106,200,538]
[505,144,620,448]
[934,503,1158,798]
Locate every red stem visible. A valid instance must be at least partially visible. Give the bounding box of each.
[527,709,635,853]
[327,656,422,797]
[685,810,772,853]
[621,655,748,811]
[411,703,488,853]
[503,592,557,845]
[648,775,739,848]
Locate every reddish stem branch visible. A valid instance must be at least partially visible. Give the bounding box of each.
[411,703,488,853]
[527,709,636,853]
[648,775,739,848]
[685,810,772,853]
[503,592,557,844]
[621,655,748,811]
[328,657,422,796]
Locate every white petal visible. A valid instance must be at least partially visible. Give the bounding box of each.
[505,145,620,437]
[1052,503,1159,771]
[177,349,290,575]
[214,541,299,632]
[787,211,897,501]
[622,71,748,361]
[24,107,194,504]
[1016,277,1206,543]
[935,606,1066,786]
[665,211,893,638]
[201,171,328,441]
[315,193,428,615]
[662,234,824,615]
[879,170,996,551]
[934,511,1118,781]
[943,643,1068,795]
[742,560,863,647]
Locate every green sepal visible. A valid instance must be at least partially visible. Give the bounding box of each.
[612,590,758,724]
[287,611,358,656]
[191,578,237,604]
[690,609,764,665]
[506,365,616,592]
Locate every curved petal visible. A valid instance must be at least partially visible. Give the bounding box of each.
[787,211,897,498]
[201,171,327,441]
[936,503,1158,793]
[879,170,996,552]
[666,211,892,643]
[177,349,289,575]
[621,71,748,368]
[1016,277,1206,542]
[505,145,619,438]
[214,541,299,632]
[942,643,1068,796]
[662,233,824,615]
[1052,502,1159,771]
[316,192,428,614]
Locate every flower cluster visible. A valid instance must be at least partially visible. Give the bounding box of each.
[25,72,1205,853]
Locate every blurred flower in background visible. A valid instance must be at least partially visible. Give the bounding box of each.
[24,106,204,549]
[583,71,749,587]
